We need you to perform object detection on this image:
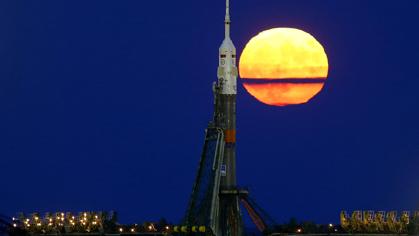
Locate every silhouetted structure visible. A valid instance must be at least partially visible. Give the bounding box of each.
[181,1,277,235]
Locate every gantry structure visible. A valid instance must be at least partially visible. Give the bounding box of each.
[181,1,275,235]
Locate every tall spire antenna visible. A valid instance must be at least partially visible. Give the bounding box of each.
[225,0,231,38]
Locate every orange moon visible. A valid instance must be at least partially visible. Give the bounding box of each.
[239,28,329,106]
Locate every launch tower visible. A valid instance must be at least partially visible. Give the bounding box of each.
[183,0,243,235]
[183,0,275,235]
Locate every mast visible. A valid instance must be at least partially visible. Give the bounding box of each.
[225,0,230,38]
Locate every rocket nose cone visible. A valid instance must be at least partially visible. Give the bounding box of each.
[220,38,236,53]
[221,38,234,47]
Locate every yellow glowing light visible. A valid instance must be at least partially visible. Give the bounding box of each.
[243,83,324,106]
[239,28,329,106]
[240,28,328,79]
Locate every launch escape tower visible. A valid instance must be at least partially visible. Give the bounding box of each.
[183,1,275,236]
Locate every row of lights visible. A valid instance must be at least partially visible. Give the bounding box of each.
[12,212,107,231]
[295,223,337,233]
[13,212,172,233]
[118,224,170,233]
[173,225,206,233]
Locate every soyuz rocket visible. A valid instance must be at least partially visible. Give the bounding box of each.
[182,0,242,234]
[214,0,238,190]
[213,0,242,234]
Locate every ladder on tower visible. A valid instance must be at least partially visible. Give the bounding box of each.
[183,126,225,235]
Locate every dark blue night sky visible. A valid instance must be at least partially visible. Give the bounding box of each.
[1,0,419,225]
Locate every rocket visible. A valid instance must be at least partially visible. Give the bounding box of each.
[214,0,238,189]
[213,1,243,235]
[210,1,243,235]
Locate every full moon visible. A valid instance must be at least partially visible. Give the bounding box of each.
[239,28,329,106]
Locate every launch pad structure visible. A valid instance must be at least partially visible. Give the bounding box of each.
[2,1,419,236]
[182,0,275,236]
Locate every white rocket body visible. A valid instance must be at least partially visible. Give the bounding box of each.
[217,0,238,95]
